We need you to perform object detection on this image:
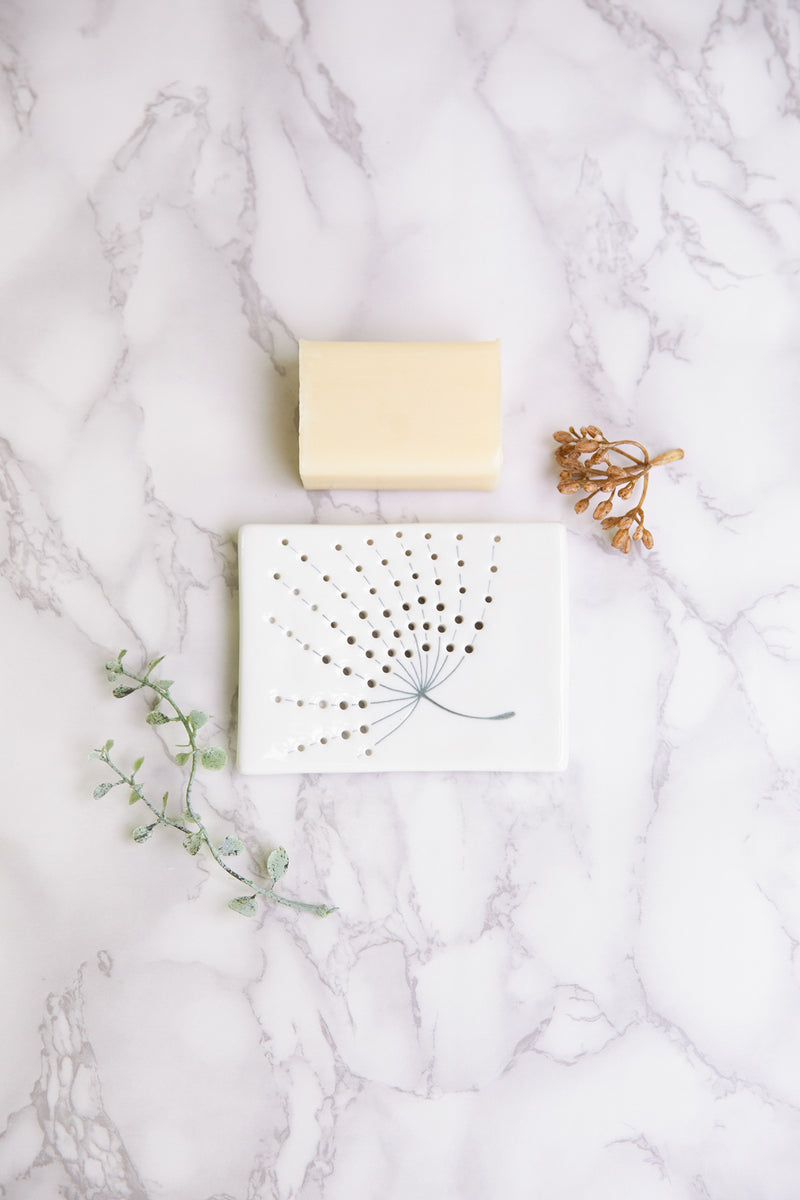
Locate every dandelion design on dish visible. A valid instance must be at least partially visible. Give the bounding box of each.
[259,527,515,761]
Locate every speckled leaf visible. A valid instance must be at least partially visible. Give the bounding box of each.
[200,747,226,771]
[132,825,152,843]
[183,831,203,856]
[219,836,244,857]
[93,782,114,799]
[228,895,258,917]
[267,847,289,882]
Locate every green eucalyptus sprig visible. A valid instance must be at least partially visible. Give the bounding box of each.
[90,650,336,918]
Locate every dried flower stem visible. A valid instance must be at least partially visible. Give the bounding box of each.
[554,426,684,553]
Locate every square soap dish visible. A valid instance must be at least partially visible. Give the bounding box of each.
[237,523,567,774]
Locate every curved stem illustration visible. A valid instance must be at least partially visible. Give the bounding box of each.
[421,694,515,721]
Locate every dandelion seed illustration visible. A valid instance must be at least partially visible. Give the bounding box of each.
[258,526,514,759]
[238,523,568,774]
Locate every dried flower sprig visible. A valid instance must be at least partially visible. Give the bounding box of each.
[90,650,336,917]
[554,426,684,553]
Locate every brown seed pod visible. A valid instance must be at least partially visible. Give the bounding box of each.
[552,426,683,554]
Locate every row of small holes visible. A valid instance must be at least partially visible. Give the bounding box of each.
[296,729,371,750]
[270,571,497,589]
[280,533,500,550]
[269,616,487,645]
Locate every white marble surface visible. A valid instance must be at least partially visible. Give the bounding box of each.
[1,1,800,1197]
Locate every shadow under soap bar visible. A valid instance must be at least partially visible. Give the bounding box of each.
[298,340,501,490]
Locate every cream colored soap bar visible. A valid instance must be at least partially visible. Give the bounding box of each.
[298,340,501,490]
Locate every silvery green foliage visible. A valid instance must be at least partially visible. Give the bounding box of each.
[90,650,336,919]
[267,847,289,882]
[183,831,203,856]
[219,836,245,857]
[200,747,226,771]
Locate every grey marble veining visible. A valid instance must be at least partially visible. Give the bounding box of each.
[1,1,800,1197]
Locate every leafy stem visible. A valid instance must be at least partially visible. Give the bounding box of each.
[91,650,336,918]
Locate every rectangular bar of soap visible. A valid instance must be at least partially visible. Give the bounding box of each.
[298,340,501,490]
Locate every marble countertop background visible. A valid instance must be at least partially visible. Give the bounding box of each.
[2,1,800,1197]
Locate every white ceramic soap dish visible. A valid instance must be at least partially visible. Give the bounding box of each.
[237,523,567,774]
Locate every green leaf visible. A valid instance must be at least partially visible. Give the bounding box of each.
[104,660,122,674]
[132,756,144,774]
[112,685,136,699]
[267,847,289,883]
[88,749,102,761]
[154,680,174,692]
[103,739,115,753]
[175,751,192,766]
[117,649,128,662]
[161,791,169,814]
[183,831,203,856]
[145,655,165,675]
[189,710,209,729]
[129,790,140,805]
[132,825,152,843]
[218,836,245,857]
[93,781,115,799]
[146,711,170,726]
[228,895,258,917]
[200,747,226,771]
